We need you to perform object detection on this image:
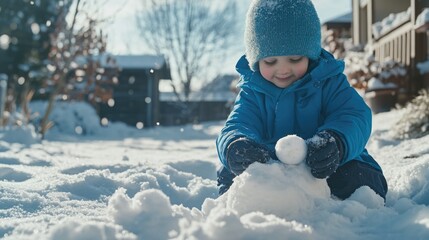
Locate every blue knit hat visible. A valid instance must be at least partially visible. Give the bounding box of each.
[245,0,322,71]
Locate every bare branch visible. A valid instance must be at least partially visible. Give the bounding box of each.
[136,0,239,101]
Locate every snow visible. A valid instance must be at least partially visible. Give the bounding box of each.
[417,60,429,75]
[0,34,10,50]
[344,51,408,93]
[275,135,307,165]
[1,102,429,239]
[367,77,398,90]
[372,7,411,39]
[225,162,330,218]
[415,8,429,29]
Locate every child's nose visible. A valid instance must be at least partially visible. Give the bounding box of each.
[277,63,291,74]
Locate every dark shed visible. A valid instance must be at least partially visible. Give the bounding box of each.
[99,55,171,128]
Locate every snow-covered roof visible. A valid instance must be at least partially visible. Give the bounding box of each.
[112,55,167,70]
[76,54,168,70]
[323,12,352,24]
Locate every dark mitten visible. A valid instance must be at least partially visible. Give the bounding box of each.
[217,166,234,195]
[226,138,270,175]
[305,131,344,179]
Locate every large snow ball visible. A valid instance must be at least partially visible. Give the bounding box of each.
[226,162,330,217]
[275,135,307,165]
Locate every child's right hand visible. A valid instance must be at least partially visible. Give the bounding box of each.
[226,138,270,175]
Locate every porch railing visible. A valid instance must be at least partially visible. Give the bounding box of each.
[372,21,414,66]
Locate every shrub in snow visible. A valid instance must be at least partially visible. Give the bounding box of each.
[344,51,407,92]
[322,29,352,60]
[0,124,40,145]
[390,89,429,139]
[30,101,102,136]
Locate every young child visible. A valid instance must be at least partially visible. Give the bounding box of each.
[216,0,388,200]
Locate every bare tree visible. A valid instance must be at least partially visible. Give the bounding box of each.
[39,0,118,138]
[136,0,238,101]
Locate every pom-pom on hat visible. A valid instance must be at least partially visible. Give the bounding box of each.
[245,0,322,71]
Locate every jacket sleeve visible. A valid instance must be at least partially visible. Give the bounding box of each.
[319,73,372,161]
[216,86,266,168]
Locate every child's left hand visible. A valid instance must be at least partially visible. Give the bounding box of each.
[305,131,344,178]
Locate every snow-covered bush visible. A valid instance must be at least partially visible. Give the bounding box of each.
[322,29,352,59]
[344,47,408,93]
[29,100,102,137]
[0,124,40,145]
[390,89,429,139]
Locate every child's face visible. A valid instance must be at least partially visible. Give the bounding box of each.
[259,56,309,88]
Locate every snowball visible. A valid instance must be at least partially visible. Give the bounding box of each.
[275,135,307,165]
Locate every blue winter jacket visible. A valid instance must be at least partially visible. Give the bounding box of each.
[216,50,381,177]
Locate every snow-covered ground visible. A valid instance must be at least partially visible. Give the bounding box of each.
[1,102,429,239]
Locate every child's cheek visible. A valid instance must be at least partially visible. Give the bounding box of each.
[296,64,308,78]
[259,67,272,80]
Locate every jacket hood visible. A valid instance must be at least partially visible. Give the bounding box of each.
[235,49,345,97]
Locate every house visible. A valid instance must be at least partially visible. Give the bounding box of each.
[158,74,238,125]
[99,55,171,128]
[322,12,353,59]
[352,0,429,97]
[323,12,352,39]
